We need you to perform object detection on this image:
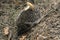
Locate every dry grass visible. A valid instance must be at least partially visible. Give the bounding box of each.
[0,0,60,40]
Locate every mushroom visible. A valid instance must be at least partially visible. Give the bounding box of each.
[23,2,34,11]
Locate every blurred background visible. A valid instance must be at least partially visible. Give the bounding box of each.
[0,0,60,40]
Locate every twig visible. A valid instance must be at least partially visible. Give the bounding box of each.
[28,8,55,36]
[25,8,54,25]
[8,30,12,40]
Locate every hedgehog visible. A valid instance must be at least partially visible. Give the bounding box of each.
[16,2,41,36]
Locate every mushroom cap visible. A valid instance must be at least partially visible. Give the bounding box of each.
[26,2,34,10]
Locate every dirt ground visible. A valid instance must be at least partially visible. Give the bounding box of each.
[0,0,60,40]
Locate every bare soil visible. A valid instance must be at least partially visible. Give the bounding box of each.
[0,0,60,40]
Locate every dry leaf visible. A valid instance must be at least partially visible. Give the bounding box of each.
[19,35,26,40]
[3,27,9,35]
